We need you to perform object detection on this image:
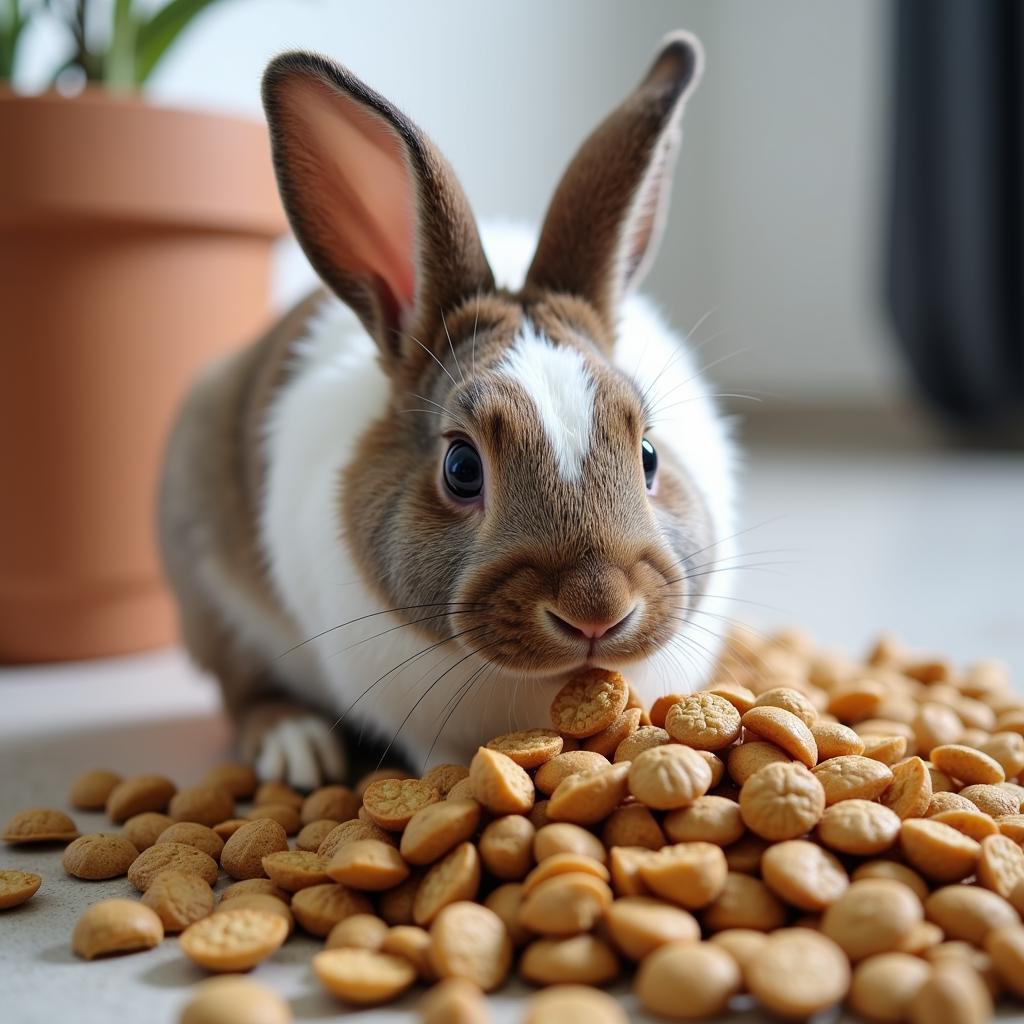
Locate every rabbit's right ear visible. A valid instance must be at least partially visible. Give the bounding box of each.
[262,52,494,371]
[525,33,703,335]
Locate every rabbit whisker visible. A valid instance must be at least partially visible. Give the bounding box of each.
[340,608,487,653]
[377,639,503,769]
[326,624,490,735]
[396,328,460,390]
[440,307,466,384]
[275,602,488,661]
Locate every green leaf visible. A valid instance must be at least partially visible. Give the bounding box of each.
[104,0,136,90]
[134,0,222,85]
[1,0,29,80]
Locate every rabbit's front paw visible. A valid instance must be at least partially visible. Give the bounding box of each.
[239,702,346,790]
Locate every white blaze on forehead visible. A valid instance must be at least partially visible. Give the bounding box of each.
[498,323,597,482]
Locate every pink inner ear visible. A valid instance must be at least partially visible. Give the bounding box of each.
[300,81,417,316]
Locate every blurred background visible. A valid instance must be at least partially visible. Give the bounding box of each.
[2,0,1022,691]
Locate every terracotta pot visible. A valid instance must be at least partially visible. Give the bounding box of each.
[0,89,288,662]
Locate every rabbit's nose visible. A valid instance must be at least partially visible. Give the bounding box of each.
[547,607,636,641]
[551,561,634,640]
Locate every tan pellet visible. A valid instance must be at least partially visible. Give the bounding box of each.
[547,762,631,825]
[382,924,435,980]
[908,960,993,1024]
[739,761,826,841]
[141,870,214,933]
[525,985,627,1024]
[468,747,534,815]
[812,755,893,805]
[741,706,818,767]
[0,868,41,909]
[821,879,923,962]
[603,896,700,960]
[549,669,629,738]
[924,885,1019,945]
[401,799,481,866]
[746,928,850,1018]
[477,814,535,880]
[662,795,744,846]
[326,839,410,891]
[62,833,138,880]
[3,807,79,844]
[325,912,389,951]
[313,947,417,1005]
[68,770,122,811]
[72,899,164,959]
[155,822,224,862]
[520,935,620,987]
[760,839,848,911]
[430,901,512,991]
[179,907,288,972]
[816,799,902,856]
[290,883,373,937]
[421,977,491,1023]
[534,822,606,863]
[639,842,727,910]
[663,692,742,751]
[413,842,481,926]
[363,778,441,830]
[849,952,932,1023]
[517,872,613,936]
[900,819,981,883]
[635,941,740,1019]
[261,850,330,891]
[178,977,291,1024]
[220,818,289,881]
[702,873,786,933]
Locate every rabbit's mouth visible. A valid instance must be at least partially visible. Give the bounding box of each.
[449,572,683,677]
[542,605,645,667]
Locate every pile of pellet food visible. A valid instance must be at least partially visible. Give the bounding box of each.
[3,628,1024,1023]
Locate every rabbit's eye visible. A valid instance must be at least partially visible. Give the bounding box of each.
[443,440,484,500]
[642,436,657,489]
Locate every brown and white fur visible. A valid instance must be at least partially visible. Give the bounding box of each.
[159,32,737,789]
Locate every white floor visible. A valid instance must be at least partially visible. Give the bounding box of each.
[2,447,1023,1024]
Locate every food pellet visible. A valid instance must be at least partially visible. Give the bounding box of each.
[0,868,42,909]
[525,984,628,1024]
[62,833,139,880]
[421,977,492,1023]
[220,818,289,880]
[178,907,288,972]
[141,870,214,933]
[3,808,79,844]
[127,841,218,892]
[429,900,512,991]
[178,976,292,1024]
[635,941,740,1019]
[105,775,176,823]
[72,899,164,959]
[313,947,417,1005]
[156,822,224,862]
[325,912,389,951]
[261,850,329,891]
[68,770,122,811]
[746,928,850,1018]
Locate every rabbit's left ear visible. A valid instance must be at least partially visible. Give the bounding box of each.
[262,52,494,370]
[525,32,703,330]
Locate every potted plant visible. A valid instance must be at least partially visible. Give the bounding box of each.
[0,0,287,662]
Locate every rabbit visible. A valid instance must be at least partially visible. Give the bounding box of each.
[158,30,738,790]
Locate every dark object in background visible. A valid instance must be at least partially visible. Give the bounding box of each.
[888,0,1023,428]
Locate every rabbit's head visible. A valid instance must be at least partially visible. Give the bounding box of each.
[262,33,724,679]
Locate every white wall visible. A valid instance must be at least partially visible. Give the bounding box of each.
[15,0,904,405]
